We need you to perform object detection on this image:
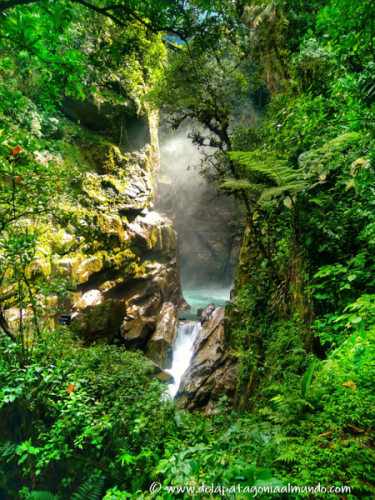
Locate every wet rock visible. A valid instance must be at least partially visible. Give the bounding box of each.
[147,359,174,384]
[122,316,156,351]
[5,110,184,373]
[73,289,104,309]
[145,302,179,369]
[176,307,239,414]
[198,303,215,324]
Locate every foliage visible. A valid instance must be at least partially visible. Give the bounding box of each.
[0,91,75,358]
[0,0,375,498]
[0,332,175,498]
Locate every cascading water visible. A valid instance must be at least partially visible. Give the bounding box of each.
[167,321,201,398]
[158,129,236,400]
[167,287,232,398]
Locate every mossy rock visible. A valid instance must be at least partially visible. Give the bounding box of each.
[49,229,77,254]
[94,213,127,247]
[72,299,127,343]
[77,255,104,284]
[52,255,85,280]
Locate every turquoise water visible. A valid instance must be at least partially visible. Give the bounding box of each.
[180,287,232,319]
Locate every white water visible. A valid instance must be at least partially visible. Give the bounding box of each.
[167,287,232,399]
[167,321,201,398]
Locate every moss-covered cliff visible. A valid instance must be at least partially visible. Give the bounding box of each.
[1,91,183,370]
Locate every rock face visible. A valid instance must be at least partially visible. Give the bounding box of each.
[65,158,182,354]
[63,96,150,151]
[1,109,183,370]
[176,307,239,414]
[147,359,174,384]
[145,302,179,369]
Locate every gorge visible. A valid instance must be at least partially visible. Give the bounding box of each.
[1,1,374,498]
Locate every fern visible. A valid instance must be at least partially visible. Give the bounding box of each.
[228,151,315,200]
[25,478,104,500]
[261,182,310,200]
[71,478,104,500]
[27,492,60,500]
[219,178,265,192]
[276,449,299,463]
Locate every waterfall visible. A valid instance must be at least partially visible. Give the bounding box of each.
[167,321,201,398]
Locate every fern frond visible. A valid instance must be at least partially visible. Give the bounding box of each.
[229,149,315,200]
[273,435,296,445]
[259,406,274,416]
[260,182,309,199]
[71,478,104,500]
[276,450,299,462]
[219,178,265,191]
[27,492,60,500]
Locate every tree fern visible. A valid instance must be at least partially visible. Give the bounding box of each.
[228,150,315,201]
[261,182,310,200]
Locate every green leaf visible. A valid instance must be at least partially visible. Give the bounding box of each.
[301,358,317,399]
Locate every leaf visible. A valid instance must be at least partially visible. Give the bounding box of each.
[28,491,60,500]
[67,384,75,394]
[13,146,20,155]
[118,452,135,465]
[71,478,104,500]
[353,345,366,374]
[283,196,292,208]
[301,357,317,399]
[342,380,356,390]
[345,424,364,434]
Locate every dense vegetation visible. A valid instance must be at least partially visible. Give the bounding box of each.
[0,0,374,499]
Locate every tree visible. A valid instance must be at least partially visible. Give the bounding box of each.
[0,122,70,360]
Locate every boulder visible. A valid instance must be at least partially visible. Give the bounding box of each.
[73,289,104,309]
[71,299,127,344]
[145,302,179,369]
[198,303,215,324]
[121,316,156,351]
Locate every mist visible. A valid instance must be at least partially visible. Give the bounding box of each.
[156,127,242,290]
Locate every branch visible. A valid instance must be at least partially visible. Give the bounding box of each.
[0,0,190,39]
[0,0,42,13]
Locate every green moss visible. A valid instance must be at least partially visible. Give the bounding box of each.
[77,255,104,284]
